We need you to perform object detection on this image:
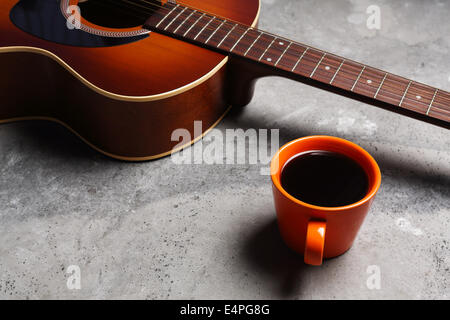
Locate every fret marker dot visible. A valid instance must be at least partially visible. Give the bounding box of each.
[267,58,272,62]
[367,79,372,84]
[279,42,284,45]
[325,66,330,70]
[416,95,421,100]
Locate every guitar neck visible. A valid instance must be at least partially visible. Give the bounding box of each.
[144,2,450,129]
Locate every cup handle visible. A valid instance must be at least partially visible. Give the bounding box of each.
[304,221,327,266]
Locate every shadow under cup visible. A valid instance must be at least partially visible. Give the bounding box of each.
[270,136,381,266]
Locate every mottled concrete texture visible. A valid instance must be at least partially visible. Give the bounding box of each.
[0,0,449,299]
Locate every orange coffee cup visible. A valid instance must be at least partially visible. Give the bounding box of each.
[270,136,381,266]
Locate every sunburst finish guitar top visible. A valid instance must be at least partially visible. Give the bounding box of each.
[0,0,448,161]
[0,0,260,160]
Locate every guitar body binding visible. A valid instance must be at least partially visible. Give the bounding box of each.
[0,0,261,160]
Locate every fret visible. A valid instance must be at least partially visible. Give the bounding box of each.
[310,55,344,83]
[232,29,261,55]
[293,49,325,77]
[245,33,276,60]
[230,28,250,52]
[143,2,449,127]
[183,12,205,37]
[429,90,450,121]
[401,82,435,114]
[353,67,387,98]
[331,60,364,91]
[174,9,196,34]
[330,59,345,84]
[310,53,326,77]
[205,19,227,44]
[217,26,248,52]
[217,23,238,48]
[244,32,262,56]
[351,66,366,92]
[275,42,292,66]
[374,73,387,98]
[429,105,450,121]
[291,47,309,72]
[260,38,289,65]
[434,90,450,109]
[399,80,412,106]
[427,89,438,115]
[164,6,188,31]
[258,37,276,61]
[376,74,410,106]
[276,44,307,71]
[164,7,194,35]
[194,16,216,40]
[205,20,235,48]
[155,4,180,28]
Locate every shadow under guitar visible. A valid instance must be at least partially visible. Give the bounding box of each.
[2,107,448,200]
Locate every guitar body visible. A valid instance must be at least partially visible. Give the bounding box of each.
[0,0,260,160]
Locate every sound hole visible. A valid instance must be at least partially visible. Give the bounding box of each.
[78,0,147,29]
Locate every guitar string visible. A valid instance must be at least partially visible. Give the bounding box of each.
[85,0,450,110]
[99,0,450,107]
[103,1,450,111]
[85,0,160,18]
[92,0,450,109]
[135,1,450,108]
[138,0,450,105]
[167,1,450,110]
[87,0,153,20]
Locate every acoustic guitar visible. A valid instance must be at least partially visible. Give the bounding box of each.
[1,0,449,161]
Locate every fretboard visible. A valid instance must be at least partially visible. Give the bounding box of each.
[144,2,450,128]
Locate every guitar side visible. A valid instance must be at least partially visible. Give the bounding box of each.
[0,0,261,160]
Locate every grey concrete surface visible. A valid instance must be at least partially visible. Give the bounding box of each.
[0,0,449,299]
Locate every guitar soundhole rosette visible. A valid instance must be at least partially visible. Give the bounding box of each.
[60,0,151,38]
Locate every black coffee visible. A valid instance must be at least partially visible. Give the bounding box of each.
[280,150,369,207]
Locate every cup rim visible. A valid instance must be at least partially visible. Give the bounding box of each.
[270,135,381,212]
